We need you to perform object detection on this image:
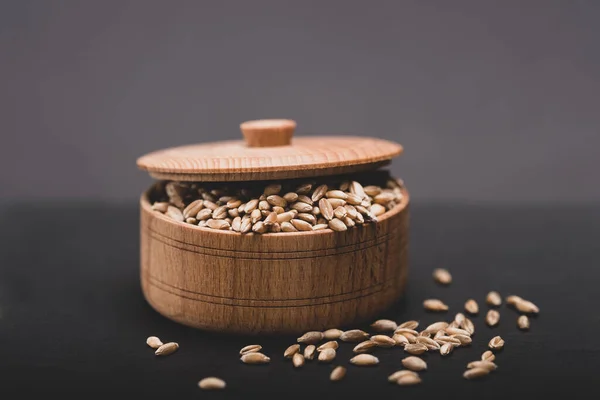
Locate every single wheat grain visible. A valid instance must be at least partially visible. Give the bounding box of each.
[240,344,262,355]
[349,354,379,366]
[330,366,346,381]
[146,336,163,349]
[433,268,452,285]
[402,356,427,371]
[198,377,226,390]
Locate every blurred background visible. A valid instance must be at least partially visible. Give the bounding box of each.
[1,0,598,204]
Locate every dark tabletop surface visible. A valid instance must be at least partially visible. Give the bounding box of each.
[0,201,598,398]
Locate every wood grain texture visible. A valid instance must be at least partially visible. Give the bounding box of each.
[140,186,409,335]
[136,136,403,182]
[240,119,296,147]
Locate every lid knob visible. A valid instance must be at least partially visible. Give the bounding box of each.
[240,119,296,147]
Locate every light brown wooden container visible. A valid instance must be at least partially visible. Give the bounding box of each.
[137,119,409,335]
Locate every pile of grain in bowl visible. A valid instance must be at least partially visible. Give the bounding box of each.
[147,170,405,233]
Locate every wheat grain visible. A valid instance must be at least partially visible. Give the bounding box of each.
[198,377,226,390]
[467,360,497,371]
[146,336,163,349]
[322,329,343,340]
[486,291,502,307]
[416,336,440,350]
[240,344,262,355]
[241,352,271,364]
[440,342,454,356]
[388,370,418,383]
[340,329,369,342]
[392,334,409,347]
[330,366,346,381]
[297,331,324,344]
[151,202,169,213]
[317,341,339,351]
[402,356,427,371]
[318,348,336,363]
[452,334,472,346]
[518,315,530,330]
[486,310,500,327]
[463,367,489,379]
[304,345,316,360]
[284,344,300,358]
[264,184,282,195]
[166,206,184,222]
[481,351,495,362]
[293,353,305,368]
[353,340,377,353]
[445,327,471,336]
[424,299,449,312]
[398,320,419,330]
[329,218,347,232]
[488,336,505,350]
[349,354,379,366]
[371,335,396,348]
[424,322,448,334]
[370,319,398,332]
[404,343,428,355]
[433,268,452,285]
[462,318,475,335]
[394,328,419,336]
[155,342,179,356]
[514,299,540,314]
[397,374,422,386]
[464,299,479,314]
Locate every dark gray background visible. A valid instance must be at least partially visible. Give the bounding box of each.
[1,0,598,204]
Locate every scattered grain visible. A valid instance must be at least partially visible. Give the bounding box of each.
[486,291,502,307]
[155,342,179,356]
[293,353,305,368]
[297,331,324,344]
[240,344,262,355]
[371,319,398,332]
[241,352,271,364]
[404,343,428,355]
[146,336,163,349]
[392,334,409,347]
[388,370,418,383]
[423,299,449,312]
[440,342,454,356]
[467,360,498,371]
[371,335,396,348]
[304,345,316,360]
[340,329,369,342]
[433,268,452,285]
[464,299,479,314]
[397,374,422,386]
[488,336,505,350]
[402,356,427,371]
[198,377,226,390]
[481,351,495,362]
[518,315,530,330]
[486,310,500,327]
[330,366,347,381]
[317,341,339,352]
[323,329,344,340]
[349,354,379,366]
[318,348,336,363]
[463,368,489,380]
[353,340,378,353]
[284,344,300,358]
[398,320,419,330]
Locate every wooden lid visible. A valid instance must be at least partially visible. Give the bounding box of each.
[137,119,403,181]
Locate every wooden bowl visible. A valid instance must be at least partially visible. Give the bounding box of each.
[140,185,409,335]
